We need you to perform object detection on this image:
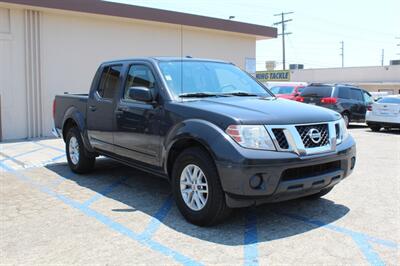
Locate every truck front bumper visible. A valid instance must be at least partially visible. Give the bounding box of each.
[216,136,356,208]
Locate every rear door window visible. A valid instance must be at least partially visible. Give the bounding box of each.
[300,86,332,97]
[350,88,363,101]
[338,87,351,99]
[97,65,122,99]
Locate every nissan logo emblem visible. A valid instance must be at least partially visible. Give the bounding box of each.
[308,128,322,144]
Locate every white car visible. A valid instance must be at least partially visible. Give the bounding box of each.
[366,95,400,131]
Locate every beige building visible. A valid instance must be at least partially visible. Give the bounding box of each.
[290,65,400,94]
[0,0,276,141]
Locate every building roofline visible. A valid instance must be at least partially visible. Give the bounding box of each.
[1,0,277,39]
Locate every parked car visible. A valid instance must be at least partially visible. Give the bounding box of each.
[53,58,356,226]
[298,83,373,127]
[270,85,305,100]
[366,95,400,131]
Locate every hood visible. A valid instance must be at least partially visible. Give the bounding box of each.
[178,97,341,125]
[275,94,295,100]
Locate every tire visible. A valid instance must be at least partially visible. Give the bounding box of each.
[171,147,231,226]
[370,125,381,132]
[303,187,333,200]
[342,112,350,128]
[66,127,95,174]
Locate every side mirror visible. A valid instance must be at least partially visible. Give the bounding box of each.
[128,86,153,102]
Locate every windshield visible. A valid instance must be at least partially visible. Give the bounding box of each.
[270,86,295,94]
[158,61,272,98]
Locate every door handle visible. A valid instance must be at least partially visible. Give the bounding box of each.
[89,105,97,111]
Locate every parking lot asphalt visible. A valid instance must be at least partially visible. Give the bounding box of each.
[1,126,399,265]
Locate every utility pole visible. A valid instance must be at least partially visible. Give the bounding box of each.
[339,41,344,68]
[381,49,384,66]
[274,12,293,70]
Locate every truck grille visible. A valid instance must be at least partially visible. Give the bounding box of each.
[281,160,341,181]
[272,129,289,149]
[296,124,329,148]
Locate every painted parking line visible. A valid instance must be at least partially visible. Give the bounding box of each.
[0,147,44,162]
[139,195,174,240]
[82,176,130,207]
[275,211,398,266]
[7,168,202,266]
[244,209,259,266]
[0,151,26,167]
[0,142,28,150]
[33,141,65,153]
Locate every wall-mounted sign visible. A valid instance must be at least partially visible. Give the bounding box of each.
[256,70,290,82]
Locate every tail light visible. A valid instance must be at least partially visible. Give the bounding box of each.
[295,96,304,102]
[367,105,372,111]
[52,99,56,119]
[320,97,337,104]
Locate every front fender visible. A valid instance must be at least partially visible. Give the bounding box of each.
[62,107,94,153]
[162,119,244,173]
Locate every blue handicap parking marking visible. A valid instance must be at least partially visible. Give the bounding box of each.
[139,195,174,240]
[33,141,65,153]
[8,167,202,266]
[0,147,44,162]
[274,211,398,266]
[82,176,130,207]
[244,209,259,266]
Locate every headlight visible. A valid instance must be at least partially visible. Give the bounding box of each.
[337,118,349,144]
[226,125,276,150]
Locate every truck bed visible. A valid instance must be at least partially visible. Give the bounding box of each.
[54,94,88,130]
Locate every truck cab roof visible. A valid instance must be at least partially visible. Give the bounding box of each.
[102,57,231,65]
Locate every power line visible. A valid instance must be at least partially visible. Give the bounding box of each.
[339,41,344,68]
[273,11,294,70]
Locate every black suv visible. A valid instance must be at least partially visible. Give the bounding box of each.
[298,84,373,126]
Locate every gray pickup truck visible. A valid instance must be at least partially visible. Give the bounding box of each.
[53,57,356,226]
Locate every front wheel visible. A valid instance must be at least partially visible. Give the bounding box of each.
[172,147,231,226]
[370,125,381,132]
[66,127,95,174]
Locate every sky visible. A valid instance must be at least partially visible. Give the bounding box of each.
[110,0,399,70]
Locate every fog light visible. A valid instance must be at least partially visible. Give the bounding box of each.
[249,174,263,189]
[350,157,356,170]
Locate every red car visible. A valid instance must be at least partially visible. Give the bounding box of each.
[270,85,305,101]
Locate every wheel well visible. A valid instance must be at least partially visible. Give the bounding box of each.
[342,110,350,117]
[166,138,213,179]
[62,118,78,141]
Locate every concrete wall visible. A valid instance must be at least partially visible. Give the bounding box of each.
[290,65,400,83]
[290,65,400,94]
[0,4,256,140]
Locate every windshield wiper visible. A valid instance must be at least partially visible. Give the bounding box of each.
[179,92,219,98]
[223,92,259,96]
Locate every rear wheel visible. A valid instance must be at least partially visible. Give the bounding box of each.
[370,125,381,132]
[66,127,95,174]
[303,187,333,200]
[172,147,231,226]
